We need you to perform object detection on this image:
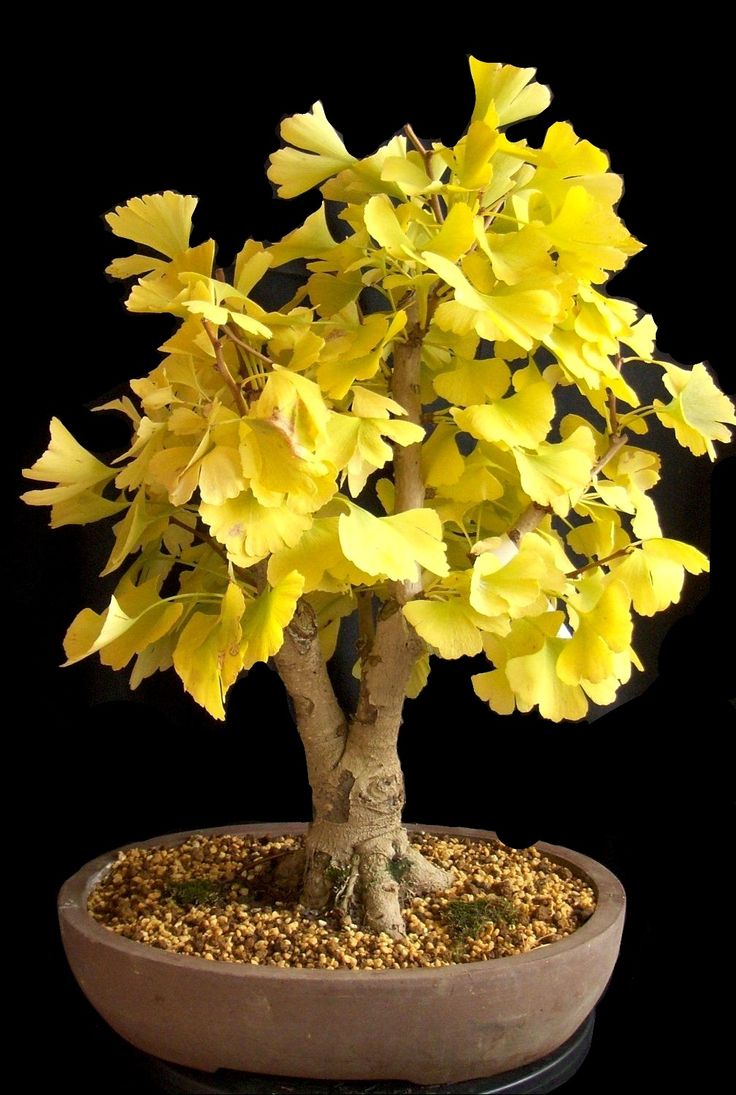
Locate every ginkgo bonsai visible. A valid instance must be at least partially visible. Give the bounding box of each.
[23,57,734,939]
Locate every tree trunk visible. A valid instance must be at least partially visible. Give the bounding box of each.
[272,605,452,938]
[269,326,452,938]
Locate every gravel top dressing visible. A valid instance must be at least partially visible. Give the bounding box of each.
[89,831,597,970]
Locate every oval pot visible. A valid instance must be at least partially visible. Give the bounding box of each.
[58,822,625,1086]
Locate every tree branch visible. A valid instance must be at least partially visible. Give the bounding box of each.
[507,502,552,547]
[503,430,631,548]
[352,604,424,752]
[591,430,629,476]
[607,352,623,438]
[566,546,634,579]
[272,599,348,780]
[168,516,229,565]
[351,318,427,747]
[202,319,249,417]
[403,124,445,225]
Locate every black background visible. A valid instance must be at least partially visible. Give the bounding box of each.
[14,25,733,1094]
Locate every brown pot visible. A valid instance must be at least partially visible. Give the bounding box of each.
[58,822,625,1086]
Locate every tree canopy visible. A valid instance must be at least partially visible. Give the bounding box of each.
[23,58,734,722]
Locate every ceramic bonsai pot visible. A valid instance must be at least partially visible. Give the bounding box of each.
[58,822,625,1086]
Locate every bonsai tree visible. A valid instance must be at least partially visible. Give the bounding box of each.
[23,57,734,938]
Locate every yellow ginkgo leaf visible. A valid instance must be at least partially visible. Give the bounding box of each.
[316,311,407,399]
[241,418,335,510]
[421,423,464,487]
[64,577,184,671]
[654,362,736,459]
[241,571,305,669]
[380,151,434,196]
[476,224,554,287]
[452,380,555,449]
[506,634,589,721]
[105,192,197,259]
[338,505,448,583]
[557,578,632,686]
[426,203,476,262]
[22,418,126,528]
[433,357,510,407]
[267,205,337,266]
[514,426,596,515]
[129,629,177,691]
[469,58,551,127]
[542,185,643,283]
[201,491,312,566]
[612,538,709,616]
[173,583,245,720]
[364,193,418,259]
[268,101,357,198]
[268,517,348,591]
[101,491,171,577]
[544,327,638,402]
[125,240,216,315]
[23,417,116,492]
[567,516,629,563]
[406,652,431,699]
[472,668,516,715]
[255,367,330,451]
[470,548,548,618]
[451,121,498,189]
[233,242,272,297]
[106,253,167,280]
[423,251,560,350]
[403,598,483,659]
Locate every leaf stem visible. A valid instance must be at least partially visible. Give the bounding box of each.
[223,323,275,367]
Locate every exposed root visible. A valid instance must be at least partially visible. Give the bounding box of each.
[301,848,333,910]
[399,842,454,895]
[360,851,407,938]
[293,828,455,938]
[270,846,306,893]
[335,854,360,917]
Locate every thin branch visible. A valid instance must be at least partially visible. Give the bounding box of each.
[503,430,631,549]
[566,546,634,579]
[607,352,623,438]
[507,502,552,547]
[591,430,629,476]
[202,319,249,417]
[403,123,445,224]
[169,516,229,565]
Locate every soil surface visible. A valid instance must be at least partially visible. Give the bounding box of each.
[88,831,596,969]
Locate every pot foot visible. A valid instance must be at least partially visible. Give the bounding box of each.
[140,1009,595,1093]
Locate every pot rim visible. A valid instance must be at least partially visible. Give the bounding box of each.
[58,821,625,982]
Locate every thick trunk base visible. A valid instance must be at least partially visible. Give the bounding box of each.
[272,821,453,939]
